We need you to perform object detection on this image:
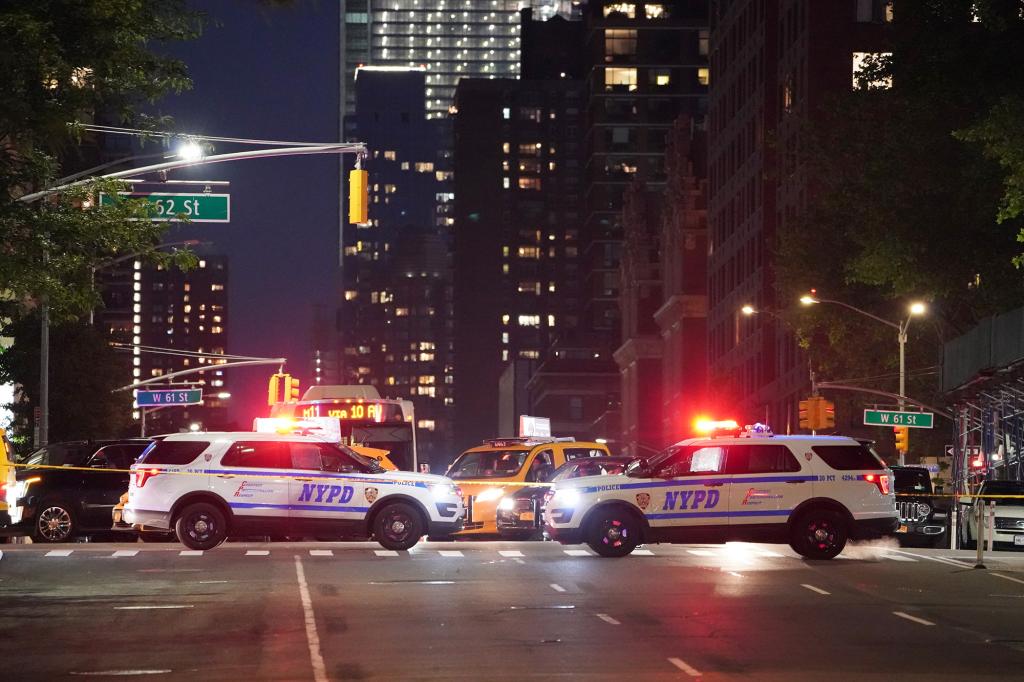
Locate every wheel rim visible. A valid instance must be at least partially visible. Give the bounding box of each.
[186,511,217,543]
[382,508,414,544]
[805,517,837,553]
[37,506,72,541]
[601,517,631,548]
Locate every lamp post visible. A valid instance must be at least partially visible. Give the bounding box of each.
[740,305,815,431]
[799,294,927,464]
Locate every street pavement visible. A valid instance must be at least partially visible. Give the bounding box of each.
[3,540,1024,680]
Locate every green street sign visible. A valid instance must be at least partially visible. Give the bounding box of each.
[99,192,230,223]
[135,389,203,407]
[863,409,934,429]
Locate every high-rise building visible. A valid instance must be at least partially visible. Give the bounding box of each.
[706,0,891,429]
[452,75,585,450]
[340,1,579,122]
[98,254,233,433]
[339,67,453,466]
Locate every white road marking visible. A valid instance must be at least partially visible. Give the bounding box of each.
[438,550,463,557]
[112,550,139,558]
[114,605,193,610]
[198,580,228,584]
[893,611,935,626]
[294,557,328,682]
[550,583,566,593]
[889,549,970,568]
[596,613,621,625]
[246,550,269,556]
[499,550,524,557]
[309,550,334,557]
[801,584,831,596]
[883,553,917,562]
[70,670,172,676]
[45,550,73,557]
[668,657,702,677]
[687,549,715,557]
[632,549,655,556]
[374,550,399,557]
[992,572,1024,586]
[179,550,203,557]
[564,549,591,556]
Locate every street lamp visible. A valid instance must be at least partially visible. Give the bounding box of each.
[176,139,205,162]
[800,292,927,464]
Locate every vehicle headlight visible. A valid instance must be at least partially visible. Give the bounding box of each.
[476,487,504,503]
[430,483,459,499]
[551,488,580,507]
[497,497,515,511]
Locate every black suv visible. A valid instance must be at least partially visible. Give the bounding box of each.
[11,439,152,542]
[891,465,949,547]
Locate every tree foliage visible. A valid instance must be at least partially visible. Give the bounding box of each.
[776,0,1024,402]
[0,0,203,321]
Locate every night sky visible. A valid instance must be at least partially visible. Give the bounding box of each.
[159,0,340,425]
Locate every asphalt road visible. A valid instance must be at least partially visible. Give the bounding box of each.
[3,540,1024,681]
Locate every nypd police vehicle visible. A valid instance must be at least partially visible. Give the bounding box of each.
[122,432,464,551]
[543,425,898,559]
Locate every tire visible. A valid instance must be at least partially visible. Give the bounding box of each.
[174,502,227,551]
[373,502,424,551]
[32,499,76,543]
[790,508,848,560]
[584,506,641,558]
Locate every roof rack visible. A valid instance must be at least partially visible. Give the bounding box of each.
[482,436,576,447]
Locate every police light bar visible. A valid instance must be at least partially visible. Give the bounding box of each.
[740,423,774,438]
[694,418,740,435]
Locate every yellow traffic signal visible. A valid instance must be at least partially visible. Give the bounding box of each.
[798,396,835,430]
[798,399,812,429]
[821,399,835,429]
[894,426,909,454]
[268,373,284,406]
[284,375,301,402]
[349,168,368,224]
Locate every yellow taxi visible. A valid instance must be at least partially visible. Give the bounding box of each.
[1,428,15,528]
[445,437,610,535]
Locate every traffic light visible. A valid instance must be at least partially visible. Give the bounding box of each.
[268,373,284,406]
[821,399,835,429]
[283,375,301,402]
[349,168,368,224]
[799,399,812,429]
[798,396,836,430]
[893,426,909,454]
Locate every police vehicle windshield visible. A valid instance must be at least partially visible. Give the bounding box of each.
[447,450,529,479]
[333,442,386,473]
[626,443,685,477]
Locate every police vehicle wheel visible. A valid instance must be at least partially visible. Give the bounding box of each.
[175,502,227,551]
[374,502,423,551]
[791,509,847,560]
[585,508,640,558]
[32,500,76,543]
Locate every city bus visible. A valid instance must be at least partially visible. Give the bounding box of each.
[263,385,418,471]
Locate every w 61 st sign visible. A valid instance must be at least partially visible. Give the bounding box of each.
[135,389,203,407]
[863,409,934,429]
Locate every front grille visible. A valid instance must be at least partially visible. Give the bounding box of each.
[995,517,1024,531]
[898,500,931,523]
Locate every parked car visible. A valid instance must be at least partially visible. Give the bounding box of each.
[496,456,633,539]
[963,479,1024,550]
[8,439,152,542]
[891,465,949,547]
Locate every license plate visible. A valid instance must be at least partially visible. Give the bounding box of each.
[1014,535,1024,546]
[897,524,908,534]
[520,511,535,522]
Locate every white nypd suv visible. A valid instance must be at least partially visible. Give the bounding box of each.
[544,427,897,559]
[123,432,464,550]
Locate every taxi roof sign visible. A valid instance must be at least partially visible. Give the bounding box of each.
[519,415,551,438]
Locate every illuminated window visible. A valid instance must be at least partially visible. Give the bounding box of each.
[852,52,892,89]
[385,184,397,194]
[519,350,540,359]
[518,314,540,327]
[401,161,410,170]
[211,284,224,291]
[603,2,635,18]
[518,143,541,156]
[383,150,397,160]
[548,314,556,327]
[518,281,541,294]
[503,177,510,189]
[415,162,434,172]
[501,313,510,325]
[418,375,435,385]
[417,419,436,431]
[395,307,410,317]
[652,69,671,86]
[518,177,541,190]
[517,246,540,259]
[502,107,511,119]
[698,68,710,86]
[502,263,510,274]
[519,107,542,122]
[605,67,637,91]
[604,29,637,58]
[645,3,669,19]
[211,326,223,334]
[502,142,510,153]
[501,349,509,362]
[344,290,358,301]
[519,159,541,173]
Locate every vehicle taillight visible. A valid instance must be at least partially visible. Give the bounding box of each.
[864,473,890,495]
[135,468,160,488]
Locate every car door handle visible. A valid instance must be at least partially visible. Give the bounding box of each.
[295,477,314,482]
[703,482,724,487]
[785,480,806,484]
[216,474,235,479]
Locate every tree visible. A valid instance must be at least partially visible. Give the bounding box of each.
[0,314,133,445]
[775,0,1024,405]
[0,1,203,321]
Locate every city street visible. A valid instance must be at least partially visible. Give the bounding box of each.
[3,540,1024,680]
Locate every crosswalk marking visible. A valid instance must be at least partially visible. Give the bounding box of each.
[438,550,464,557]
[564,549,591,556]
[111,550,138,558]
[45,550,73,557]
[499,550,524,557]
[309,550,334,557]
[374,549,399,557]
[632,549,655,556]
[245,550,269,556]
[179,550,203,557]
